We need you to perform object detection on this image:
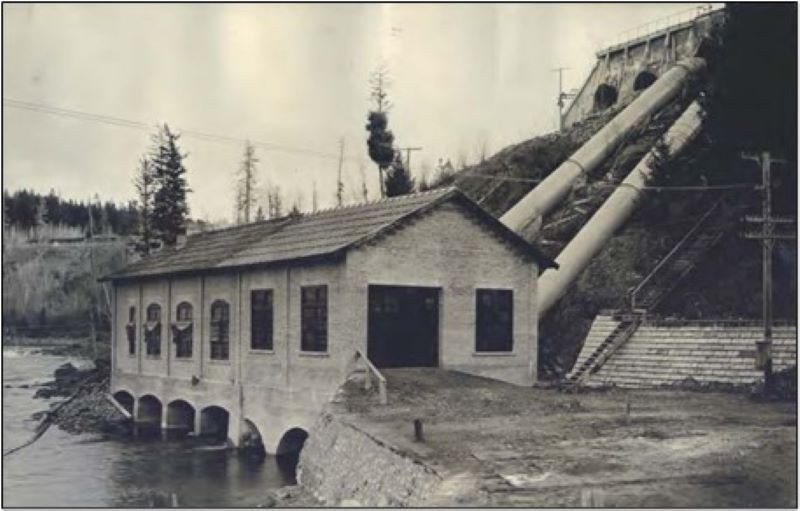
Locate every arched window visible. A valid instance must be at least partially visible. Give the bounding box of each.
[145,303,162,357]
[173,302,193,358]
[210,300,230,360]
[125,306,137,355]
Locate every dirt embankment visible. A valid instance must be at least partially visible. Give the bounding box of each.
[329,368,797,508]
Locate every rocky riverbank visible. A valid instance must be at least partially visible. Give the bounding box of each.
[31,356,129,436]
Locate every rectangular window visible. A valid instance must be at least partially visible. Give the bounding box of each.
[210,301,230,360]
[475,289,513,352]
[126,306,136,355]
[301,285,328,352]
[251,289,274,350]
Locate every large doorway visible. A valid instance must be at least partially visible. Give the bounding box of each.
[368,285,440,368]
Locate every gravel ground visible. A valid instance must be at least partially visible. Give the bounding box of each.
[335,368,797,507]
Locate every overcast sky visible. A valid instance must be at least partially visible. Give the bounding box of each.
[3,3,712,222]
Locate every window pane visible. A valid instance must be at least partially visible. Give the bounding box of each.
[146,304,161,322]
[251,290,274,350]
[475,289,513,352]
[301,285,327,352]
[210,300,230,360]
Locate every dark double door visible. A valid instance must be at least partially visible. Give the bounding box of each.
[367,285,440,368]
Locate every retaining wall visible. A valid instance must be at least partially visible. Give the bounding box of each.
[298,411,441,507]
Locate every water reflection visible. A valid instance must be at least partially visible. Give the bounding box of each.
[107,434,295,507]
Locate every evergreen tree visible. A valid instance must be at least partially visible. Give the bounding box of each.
[134,156,155,254]
[150,124,190,246]
[235,141,259,224]
[384,152,415,197]
[366,66,396,197]
[255,206,266,222]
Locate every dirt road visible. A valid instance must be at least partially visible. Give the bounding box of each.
[336,368,796,507]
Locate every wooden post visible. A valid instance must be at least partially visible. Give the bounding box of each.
[742,151,793,391]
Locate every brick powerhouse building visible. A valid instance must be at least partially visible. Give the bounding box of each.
[104,188,555,452]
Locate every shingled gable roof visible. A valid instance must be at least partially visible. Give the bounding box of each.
[105,187,555,281]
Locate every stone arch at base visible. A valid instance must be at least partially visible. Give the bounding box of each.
[199,405,231,442]
[137,394,163,424]
[166,399,196,431]
[112,390,134,415]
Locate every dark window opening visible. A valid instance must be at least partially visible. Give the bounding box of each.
[251,289,274,350]
[633,71,657,91]
[210,300,230,360]
[301,285,327,352]
[593,83,618,111]
[145,303,162,357]
[173,302,193,358]
[476,289,513,352]
[126,306,137,355]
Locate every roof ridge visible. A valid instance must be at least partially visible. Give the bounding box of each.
[282,186,457,220]
[187,215,291,239]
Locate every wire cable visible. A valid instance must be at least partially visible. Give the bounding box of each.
[3,97,349,161]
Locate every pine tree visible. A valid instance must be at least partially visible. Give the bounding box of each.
[150,124,190,246]
[235,141,259,224]
[255,206,266,222]
[134,156,155,255]
[366,66,396,197]
[267,185,284,219]
[358,162,369,202]
[384,151,415,197]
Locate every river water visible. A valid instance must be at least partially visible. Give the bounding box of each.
[2,347,293,507]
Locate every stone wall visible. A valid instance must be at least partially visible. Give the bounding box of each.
[578,315,797,388]
[298,412,441,507]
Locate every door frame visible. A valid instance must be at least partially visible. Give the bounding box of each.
[366,284,442,368]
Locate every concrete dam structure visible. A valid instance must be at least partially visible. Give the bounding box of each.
[561,5,724,129]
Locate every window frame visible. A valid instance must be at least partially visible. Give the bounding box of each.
[209,299,230,361]
[250,289,274,351]
[474,288,514,353]
[300,285,328,353]
[126,306,137,356]
[144,303,162,358]
[173,301,194,359]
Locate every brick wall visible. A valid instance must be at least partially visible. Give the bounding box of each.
[579,315,797,387]
[345,201,538,386]
[111,199,540,449]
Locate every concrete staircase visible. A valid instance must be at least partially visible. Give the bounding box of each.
[566,198,763,386]
[566,313,643,384]
[582,316,797,387]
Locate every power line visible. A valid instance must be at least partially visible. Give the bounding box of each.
[457,173,759,191]
[3,97,348,161]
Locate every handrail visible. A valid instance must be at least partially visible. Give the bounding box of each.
[629,197,725,309]
[597,4,720,55]
[354,349,387,405]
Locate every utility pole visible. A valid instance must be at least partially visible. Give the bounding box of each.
[742,151,794,392]
[552,67,577,132]
[87,197,98,360]
[336,138,345,207]
[398,146,422,172]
